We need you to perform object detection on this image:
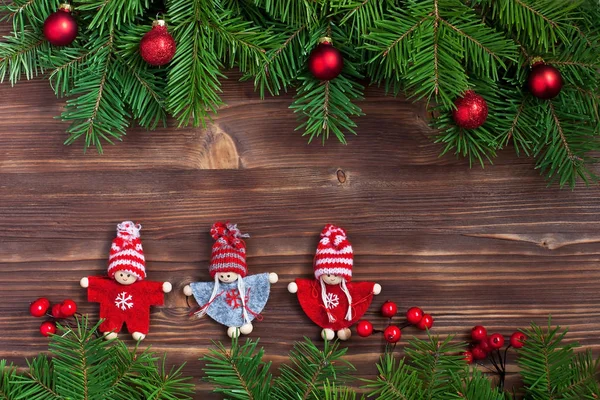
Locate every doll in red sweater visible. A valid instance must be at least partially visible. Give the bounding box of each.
[288,224,381,341]
[80,221,172,341]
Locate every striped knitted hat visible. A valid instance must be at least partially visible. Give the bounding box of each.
[314,224,353,282]
[108,221,146,280]
[209,222,249,278]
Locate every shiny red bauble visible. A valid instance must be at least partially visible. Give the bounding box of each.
[452,90,488,129]
[528,63,563,99]
[29,298,50,317]
[43,4,78,46]
[40,321,56,337]
[488,333,505,349]
[462,351,473,364]
[140,20,176,66]
[60,299,77,317]
[308,39,344,81]
[510,332,526,348]
[381,301,397,318]
[416,314,433,330]
[471,325,487,341]
[471,346,487,360]
[356,320,374,337]
[406,307,424,325]
[384,325,402,343]
[51,303,64,319]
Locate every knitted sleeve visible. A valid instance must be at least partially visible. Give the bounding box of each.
[138,280,165,306]
[87,276,111,302]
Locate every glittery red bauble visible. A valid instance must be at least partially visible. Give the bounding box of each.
[471,325,487,342]
[40,321,56,337]
[452,90,488,129]
[43,5,78,46]
[60,299,77,317]
[384,325,401,343]
[356,320,373,337]
[510,332,526,348]
[381,301,397,318]
[488,333,505,349]
[308,41,343,81]
[29,298,50,317]
[528,63,563,99]
[140,21,176,66]
[406,307,424,325]
[416,314,433,330]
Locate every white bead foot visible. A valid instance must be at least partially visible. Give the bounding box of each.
[321,328,335,341]
[337,328,351,341]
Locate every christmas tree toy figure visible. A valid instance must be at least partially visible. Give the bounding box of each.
[183,222,278,338]
[80,221,172,341]
[288,224,381,341]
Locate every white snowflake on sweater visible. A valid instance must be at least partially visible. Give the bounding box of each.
[324,292,339,309]
[115,291,134,311]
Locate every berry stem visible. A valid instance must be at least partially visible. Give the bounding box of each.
[488,351,502,374]
[399,321,412,329]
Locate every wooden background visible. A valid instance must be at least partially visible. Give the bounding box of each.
[1,68,600,398]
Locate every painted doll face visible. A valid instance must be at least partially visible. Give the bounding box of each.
[218,272,239,283]
[114,270,138,285]
[321,274,343,285]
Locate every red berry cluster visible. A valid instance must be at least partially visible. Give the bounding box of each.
[356,301,434,344]
[29,297,78,336]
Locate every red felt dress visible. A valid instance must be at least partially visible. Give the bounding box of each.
[86,276,165,334]
[295,278,375,330]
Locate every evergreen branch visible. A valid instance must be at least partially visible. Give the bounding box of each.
[0,0,58,33]
[0,31,46,85]
[13,355,61,400]
[548,103,578,162]
[132,357,194,400]
[76,0,147,33]
[253,0,322,26]
[45,48,95,97]
[363,354,421,399]
[513,0,557,28]
[332,0,393,43]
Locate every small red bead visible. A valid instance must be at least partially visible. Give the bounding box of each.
[29,298,50,317]
[406,307,424,325]
[381,301,397,318]
[384,325,401,343]
[471,325,487,342]
[471,346,487,360]
[356,320,374,337]
[60,299,77,317]
[462,351,474,364]
[40,321,56,337]
[488,333,505,349]
[416,314,433,330]
[510,332,526,348]
[51,303,64,319]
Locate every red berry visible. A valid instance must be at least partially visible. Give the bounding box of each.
[478,337,492,353]
[384,325,401,343]
[510,332,526,348]
[29,298,50,317]
[356,320,374,337]
[471,325,487,342]
[406,307,424,325]
[462,351,473,364]
[51,304,64,319]
[381,301,397,318]
[60,299,77,317]
[416,314,433,330]
[488,333,505,349]
[40,321,56,337]
[471,346,487,360]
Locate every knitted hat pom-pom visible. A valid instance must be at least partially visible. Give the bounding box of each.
[320,224,347,248]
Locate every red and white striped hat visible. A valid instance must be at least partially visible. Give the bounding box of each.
[108,221,146,281]
[314,224,353,281]
[209,222,249,278]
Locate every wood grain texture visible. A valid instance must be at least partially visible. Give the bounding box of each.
[1,72,599,399]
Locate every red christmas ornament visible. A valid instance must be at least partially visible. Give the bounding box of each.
[308,37,344,81]
[462,351,474,364]
[60,299,77,317]
[384,325,401,343]
[416,314,434,330]
[528,62,563,99]
[471,325,487,342]
[452,90,488,129]
[471,346,487,360]
[381,301,397,318]
[140,20,176,66]
[43,4,78,46]
[29,298,50,317]
[356,320,374,337]
[51,303,64,319]
[40,321,56,337]
[510,332,526,348]
[488,333,505,349]
[406,307,424,325]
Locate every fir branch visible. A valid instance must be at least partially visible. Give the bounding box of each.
[0,0,58,34]
[0,31,47,85]
[332,0,393,45]
[76,0,148,33]
[253,0,322,27]
[363,354,422,399]
[13,355,61,400]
